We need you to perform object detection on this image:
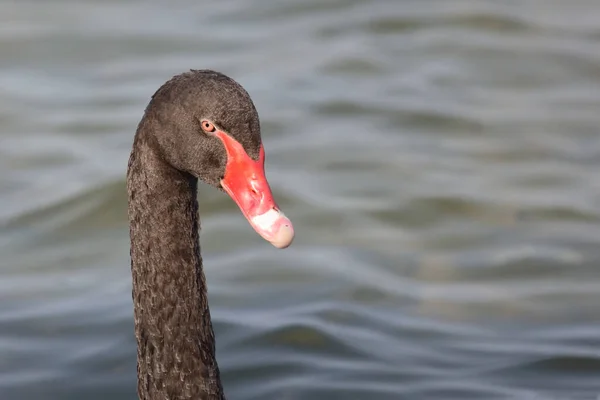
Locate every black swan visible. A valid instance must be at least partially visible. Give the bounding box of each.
[127,69,294,399]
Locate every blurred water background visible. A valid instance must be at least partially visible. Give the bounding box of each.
[1,1,600,399]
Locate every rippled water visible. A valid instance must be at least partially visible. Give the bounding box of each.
[2,1,600,399]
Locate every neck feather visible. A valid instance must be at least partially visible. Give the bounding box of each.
[127,134,224,400]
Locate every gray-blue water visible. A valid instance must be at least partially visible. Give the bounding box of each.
[1,1,600,399]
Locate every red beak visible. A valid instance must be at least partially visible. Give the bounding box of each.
[213,130,294,249]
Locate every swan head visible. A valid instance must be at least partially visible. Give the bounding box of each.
[142,69,294,249]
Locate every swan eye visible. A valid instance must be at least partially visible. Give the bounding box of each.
[200,120,216,133]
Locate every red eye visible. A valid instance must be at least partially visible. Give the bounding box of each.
[201,120,216,133]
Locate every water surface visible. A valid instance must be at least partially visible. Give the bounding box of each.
[1,1,600,399]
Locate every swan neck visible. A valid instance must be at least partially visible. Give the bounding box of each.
[127,136,224,400]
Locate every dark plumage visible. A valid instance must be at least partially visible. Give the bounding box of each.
[127,70,274,400]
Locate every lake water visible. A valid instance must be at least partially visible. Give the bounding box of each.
[1,1,600,399]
